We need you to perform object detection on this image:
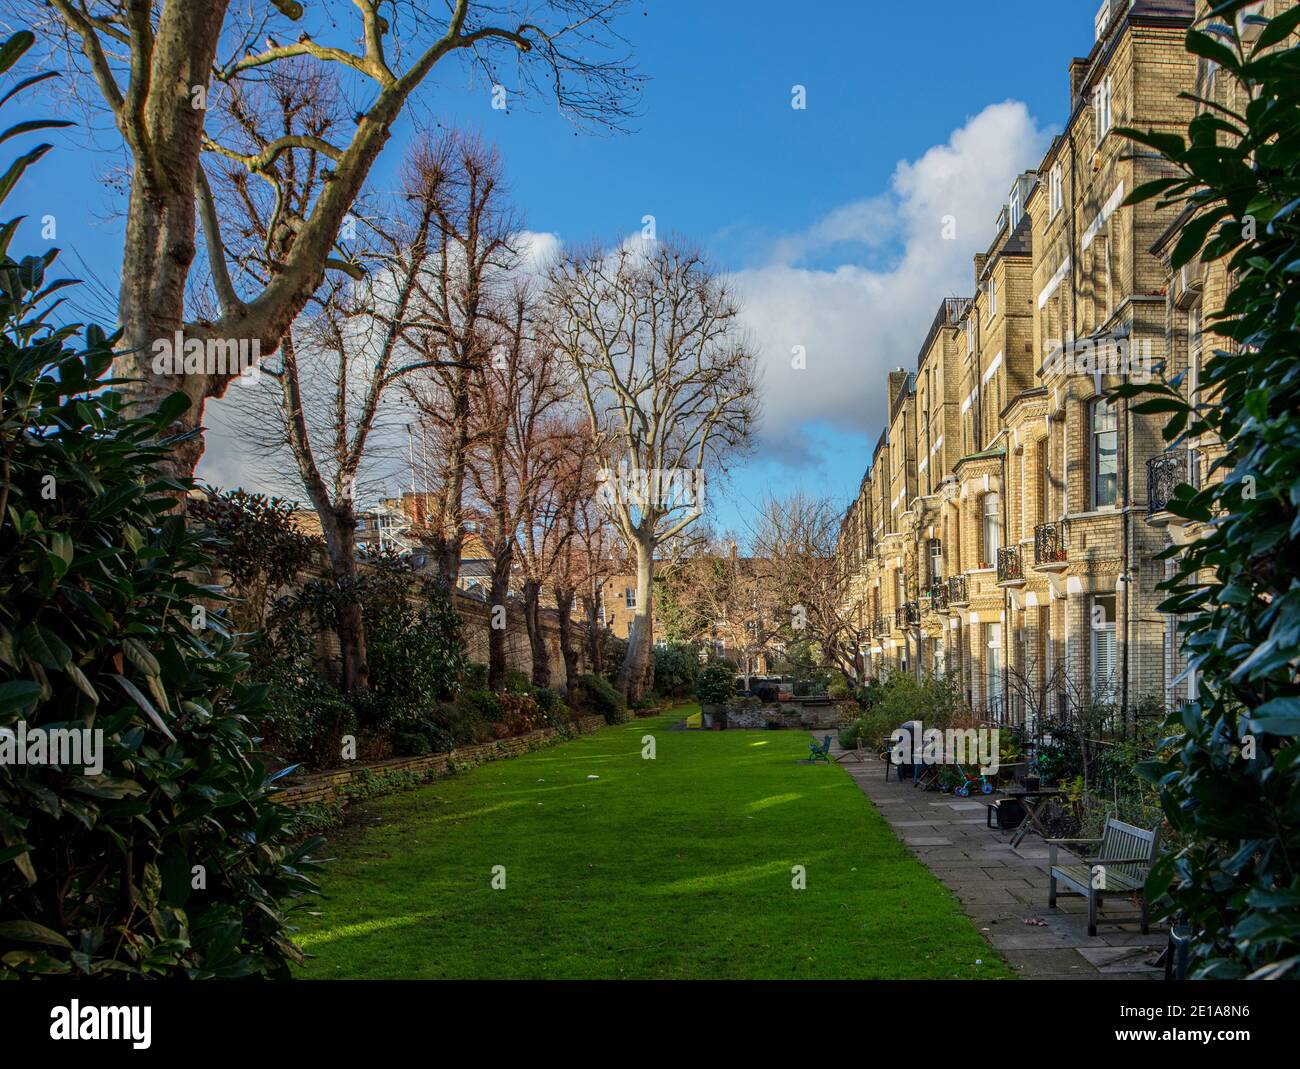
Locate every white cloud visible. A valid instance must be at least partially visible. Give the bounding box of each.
[734,100,1052,464]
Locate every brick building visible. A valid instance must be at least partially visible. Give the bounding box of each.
[832,0,1272,726]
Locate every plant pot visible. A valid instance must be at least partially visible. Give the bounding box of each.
[1024,774,1040,792]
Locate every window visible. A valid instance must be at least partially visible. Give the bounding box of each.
[982,492,1001,565]
[965,316,974,356]
[1091,398,1118,508]
[986,623,1002,719]
[986,279,998,322]
[928,538,943,584]
[1009,186,1022,231]
[624,587,636,609]
[1091,594,1117,705]
[1094,76,1112,147]
[1049,162,1063,220]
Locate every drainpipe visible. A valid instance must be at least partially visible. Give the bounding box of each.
[1120,333,1131,730]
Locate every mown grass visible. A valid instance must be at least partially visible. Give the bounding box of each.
[293,709,1011,979]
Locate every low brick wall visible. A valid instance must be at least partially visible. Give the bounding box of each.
[273,714,607,808]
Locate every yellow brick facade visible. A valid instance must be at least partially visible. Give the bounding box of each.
[832,0,1248,725]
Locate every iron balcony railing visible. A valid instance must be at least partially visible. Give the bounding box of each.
[947,574,969,605]
[1148,449,1186,515]
[930,580,949,612]
[996,545,1023,583]
[1033,521,1068,565]
[895,602,920,629]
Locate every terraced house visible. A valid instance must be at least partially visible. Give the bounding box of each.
[834,0,1260,725]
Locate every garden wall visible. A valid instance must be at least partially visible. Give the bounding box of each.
[274,714,607,808]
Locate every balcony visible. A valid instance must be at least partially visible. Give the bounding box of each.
[946,574,969,606]
[996,545,1024,584]
[1147,449,1187,519]
[895,602,919,629]
[1033,522,1068,568]
[872,616,887,638]
[929,580,949,613]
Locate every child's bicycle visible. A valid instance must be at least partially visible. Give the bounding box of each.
[953,764,993,796]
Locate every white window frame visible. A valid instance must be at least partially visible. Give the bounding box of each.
[1091,594,1117,705]
[1094,76,1113,147]
[1049,162,1063,220]
[1091,397,1119,509]
[1009,186,1022,231]
[986,279,997,323]
[982,492,1001,565]
[624,587,636,610]
[986,623,1003,719]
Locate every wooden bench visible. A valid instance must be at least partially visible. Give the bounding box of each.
[1047,816,1160,936]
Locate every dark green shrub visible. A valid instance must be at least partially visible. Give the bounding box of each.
[0,34,320,975]
[570,674,627,724]
[651,642,700,697]
[1115,4,1300,977]
[463,662,488,689]
[392,731,432,757]
[457,689,502,723]
[695,660,735,706]
[502,669,536,695]
[534,687,561,713]
[601,635,627,683]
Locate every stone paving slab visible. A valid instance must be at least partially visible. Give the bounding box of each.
[819,733,1165,980]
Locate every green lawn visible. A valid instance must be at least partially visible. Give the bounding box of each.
[293,710,1011,979]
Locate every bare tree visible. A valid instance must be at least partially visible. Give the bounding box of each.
[659,538,780,687]
[751,492,870,685]
[225,119,480,691]
[25,0,641,478]
[546,238,758,700]
[401,131,517,587]
[465,284,564,690]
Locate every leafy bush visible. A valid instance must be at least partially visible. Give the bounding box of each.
[187,488,318,630]
[0,37,320,975]
[534,687,561,713]
[463,662,488,689]
[839,709,898,752]
[502,669,536,696]
[457,689,502,723]
[871,670,966,732]
[1116,3,1300,978]
[651,641,700,698]
[570,674,627,724]
[695,660,735,706]
[601,634,627,683]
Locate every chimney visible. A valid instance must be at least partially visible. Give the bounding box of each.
[1070,57,1091,110]
[887,368,909,418]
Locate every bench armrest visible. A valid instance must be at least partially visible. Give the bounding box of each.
[1044,837,1103,845]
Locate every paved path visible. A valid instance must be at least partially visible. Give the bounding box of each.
[823,735,1165,979]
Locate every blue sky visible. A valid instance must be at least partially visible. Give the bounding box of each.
[8,1,1098,540]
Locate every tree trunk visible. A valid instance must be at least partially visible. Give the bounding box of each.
[557,586,579,692]
[617,537,655,702]
[318,503,369,693]
[487,545,513,691]
[582,592,602,675]
[523,578,550,688]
